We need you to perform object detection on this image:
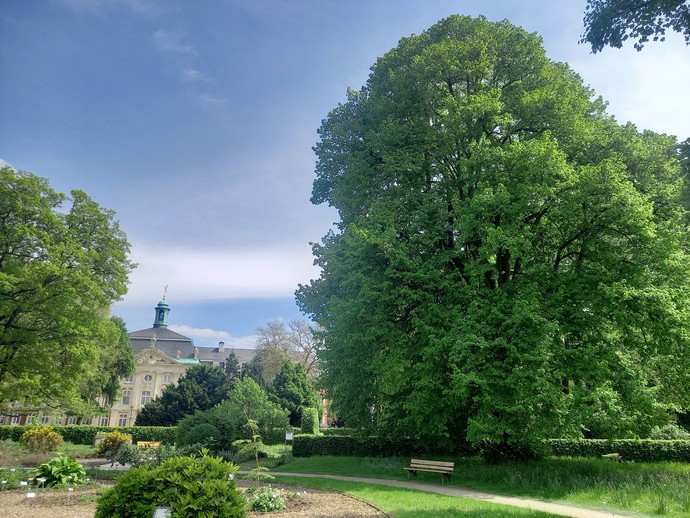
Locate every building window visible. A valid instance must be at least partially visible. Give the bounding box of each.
[99,415,109,426]
[121,390,131,405]
[11,413,20,425]
[123,374,133,383]
[102,395,110,406]
[26,412,37,424]
[140,391,151,406]
[163,374,172,384]
[143,374,153,383]
[118,414,128,427]
[67,416,77,425]
[40,414,50,424]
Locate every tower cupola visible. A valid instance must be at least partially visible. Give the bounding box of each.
[153,297,170,327]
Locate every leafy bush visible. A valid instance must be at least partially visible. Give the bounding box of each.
[547,439,690,462]
[300,407,319,435]
[184,423,221,449]
[19,426,64,453]
[97,430,132,459]
[648,424,690,440]
[95,450,246,518]
[29,455,86,487]
[245,486,286,512]
[292,434,434,457]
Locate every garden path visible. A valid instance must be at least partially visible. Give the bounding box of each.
[264,471,637,518]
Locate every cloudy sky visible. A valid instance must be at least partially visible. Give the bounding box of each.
[1,0,689,348]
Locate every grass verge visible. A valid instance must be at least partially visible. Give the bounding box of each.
[272,455,690,517]
[272,476,563,517]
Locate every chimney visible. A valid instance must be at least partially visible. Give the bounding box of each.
[218,341,225,353]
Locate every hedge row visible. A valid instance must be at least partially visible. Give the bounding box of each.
[292,434,456,457]
[547,439,690,462]
[293,435,690,462]
[320,427,356,436]
[0,425,176,445]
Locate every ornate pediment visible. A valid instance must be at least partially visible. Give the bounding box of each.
[135,346,178,365]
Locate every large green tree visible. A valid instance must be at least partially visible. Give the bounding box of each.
[581,0,690,52]
[0,167,134,411]
[296,16,690,455]
[135,364,233,426]
[269,359,319,426]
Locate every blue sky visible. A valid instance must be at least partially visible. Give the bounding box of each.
[2,0,689,348]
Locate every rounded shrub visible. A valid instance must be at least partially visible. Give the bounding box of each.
[97,430,132,459]
[95,451,246,518]
[183,423,221,449]
[19,426,63,453]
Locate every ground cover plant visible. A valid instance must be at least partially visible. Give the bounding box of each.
[274,455,690,516]
[273,476,562,517]
[0,438,96,467]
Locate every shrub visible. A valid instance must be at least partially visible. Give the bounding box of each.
[648,424,690,440]
[300,407,319,435]
[546,439,690,462]
[29,455,86,487]
[183,423,221,449]
[97,430,132,459]
[176,403,244,451]
[245,486,286,512]
[95,450,246,518]
[479,440,547,463]
[19,426,63,453]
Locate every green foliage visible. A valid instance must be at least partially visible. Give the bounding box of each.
[648,424,690,440]
[97,430,132,459]
[135,364,234,426]
[29,455,86,487]
[479,441,547,463]
[19,426,64,453]
[547,439,690,462]
[0,168,134,411]
[244,486,286,512]
[228,377,289,438]
[184,423,221,449]
[292,434,459,458]
[581,0,690,52]
[300,407,319,435]
[95,451,246,518]
[321,427,356,436]
[176,402,244,450]
[270,360,318,426]
[297,15,690,456]
[0,425,176,445]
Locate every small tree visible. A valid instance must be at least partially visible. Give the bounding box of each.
[269,360,319,426]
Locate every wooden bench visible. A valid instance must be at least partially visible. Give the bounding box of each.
[136,441,161,449]
[403,459,454,484]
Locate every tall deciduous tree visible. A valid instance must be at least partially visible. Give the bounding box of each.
[296,16,690,455]
[0,167,134,411]
[135,364,233,426]
[581,0,690,52]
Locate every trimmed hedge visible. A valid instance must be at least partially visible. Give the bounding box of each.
[547,439,690,462]
[293,434,435,457]
[293,434,690,462]
[300,408,319,435]
[0,426,176,446]
[320,427,357,436]
[263,427,287,445]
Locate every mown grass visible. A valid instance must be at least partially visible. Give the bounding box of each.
[273,455,690,517]
[273,476,563,518]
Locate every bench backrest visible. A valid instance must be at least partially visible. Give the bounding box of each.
[409,459,454,471]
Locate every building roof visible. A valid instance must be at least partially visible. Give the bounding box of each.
[196,346,256,365]
[129,326,196,359]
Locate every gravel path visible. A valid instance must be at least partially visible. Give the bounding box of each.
[0,483,388,518]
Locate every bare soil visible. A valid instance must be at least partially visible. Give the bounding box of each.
[0,482,389,517]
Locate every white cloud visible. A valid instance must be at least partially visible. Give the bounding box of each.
[182,68,211,82]
[152,30,196,54]
[121,242,320,304]
[168,324,257,349]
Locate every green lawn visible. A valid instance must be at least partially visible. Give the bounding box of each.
[272,476,563,517]
[269,455,690,517]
